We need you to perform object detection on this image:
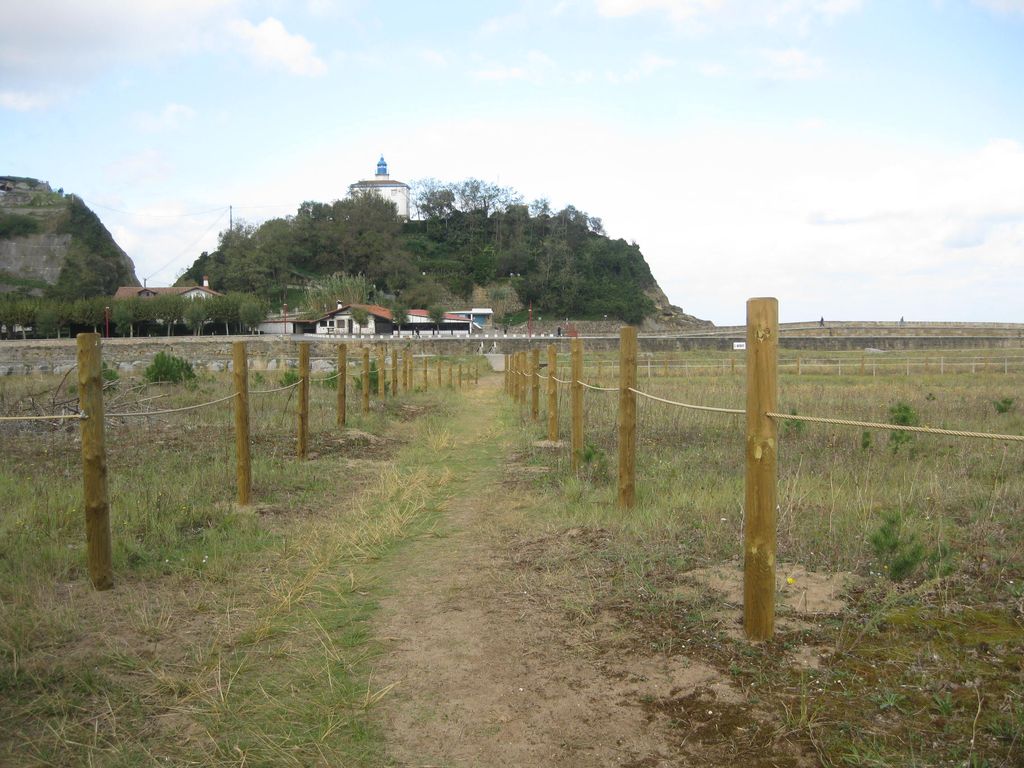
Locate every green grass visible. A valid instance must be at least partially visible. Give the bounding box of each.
[506,352,1024,767]
[0,356,475,766]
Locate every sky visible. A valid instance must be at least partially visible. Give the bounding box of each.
[2,0,1023,325]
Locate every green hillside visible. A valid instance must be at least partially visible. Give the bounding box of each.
[0,177,139,298]
[180,179,667,325]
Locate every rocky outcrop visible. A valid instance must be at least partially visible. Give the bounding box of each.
[0,176,139,297]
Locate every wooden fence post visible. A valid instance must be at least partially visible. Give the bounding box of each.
[618,326,638,509]
[437,357,442,388]
[362,347,370,414]
[571,339,583,474]
[458,363,463,389]
[403,349,410,392]
[423,354,429,389]
[474,363,479,385]
[233,342,251,505]
[391,349,398,397]
[547,344,558,441]
[378,347,386,398]
[519,352,528,405]
[337,344,347,427]
[744,297,778,642]
[77,333,113,590]
[298,342,310,459]
[531,347,540,421]
[448,361,454,389]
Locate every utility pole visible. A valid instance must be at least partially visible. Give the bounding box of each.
[229,205,233,230]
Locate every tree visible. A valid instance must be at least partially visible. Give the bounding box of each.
[427,305,446,334]
[350,306,369,333]
[184,299,209,336]
[111,301,136,337]
[35,304,59,338]
[238,297,266,333]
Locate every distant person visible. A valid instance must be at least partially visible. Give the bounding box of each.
[819,317,825,327]
[556,326,562,337]
[899,316,905,326]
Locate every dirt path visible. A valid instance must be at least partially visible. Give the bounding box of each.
[373,380,803,768]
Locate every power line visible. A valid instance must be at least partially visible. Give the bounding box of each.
[143,208,229,282]
[81,199,229,219]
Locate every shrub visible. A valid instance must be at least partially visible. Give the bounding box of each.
[870,511,925,581]
[888,401,918,453]
[994,397,1015,414]
[280,369,300,388]
[354,361,379,392]
[144,352,195,384]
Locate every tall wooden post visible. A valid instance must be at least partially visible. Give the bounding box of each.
[362,347,370,414]
[532,348,540,421]
[547,344,558,441]
[77,333,113,590]
[448,361,454,389]
[403,349,410,391]
[233,342,252,505]
[571,339,584,474]
[617,326,638,509]
[377,347,386,398]
[437,357,442,388]
[391,349,398,397]
[474,363,479,385]
[519,352,528,405]
[458,363,463,389]
[298,342,310,459]
[422,355,429,389]
[337,344,347,427]
[744,298,778,642]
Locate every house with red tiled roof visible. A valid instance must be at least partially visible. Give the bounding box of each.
[315,303,475,336]
[114,276,222,300]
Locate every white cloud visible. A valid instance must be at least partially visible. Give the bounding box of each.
[227,17,327,76]
[593,0,862,27]
[972,0,1024,14]
[758,47,825,79]
[0,90,52,111]
[419,49,449,67]
[473,51,553,82]
[595,0,724,22]
[607,53,676,83]
[0,1,234,84]
[134,103,197,132]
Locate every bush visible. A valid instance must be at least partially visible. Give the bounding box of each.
[280,369,300,388]
[888,401,918,453]
[994,397,1015,414]
[144,352,195,384]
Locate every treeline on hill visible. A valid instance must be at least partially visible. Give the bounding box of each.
[180,179,658,324]
[0,293,266,340]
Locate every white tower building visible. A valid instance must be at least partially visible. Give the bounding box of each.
[348,156,410,218]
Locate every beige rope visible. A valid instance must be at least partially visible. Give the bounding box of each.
[250,381,302,395]
[578,381,620,392]
[106,392,239,418]
[766,411,1024,442]
[319,372,341,382]
[629,387,745,415]
[552,376,572,385]
[0,412,85,422]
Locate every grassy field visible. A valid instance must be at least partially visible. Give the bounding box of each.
[1,343,1022,766]
[0,356,473,766]
[509,347,1024,766]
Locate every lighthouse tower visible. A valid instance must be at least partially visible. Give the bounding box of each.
[348,155,410,218]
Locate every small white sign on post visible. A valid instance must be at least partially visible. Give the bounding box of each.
[733,341,747,351]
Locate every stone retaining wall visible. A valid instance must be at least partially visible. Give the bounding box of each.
[1,330,1022,376]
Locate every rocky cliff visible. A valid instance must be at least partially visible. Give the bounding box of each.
[0,177,139,298]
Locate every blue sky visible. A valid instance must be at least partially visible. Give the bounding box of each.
[2,0,1022,324]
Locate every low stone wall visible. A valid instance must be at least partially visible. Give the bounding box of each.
[1,328,1022,376]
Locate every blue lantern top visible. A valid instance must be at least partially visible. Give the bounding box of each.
[376,156,388,176]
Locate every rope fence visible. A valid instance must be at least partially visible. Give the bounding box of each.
[6,334,481,593]
[503,299,1024,643]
